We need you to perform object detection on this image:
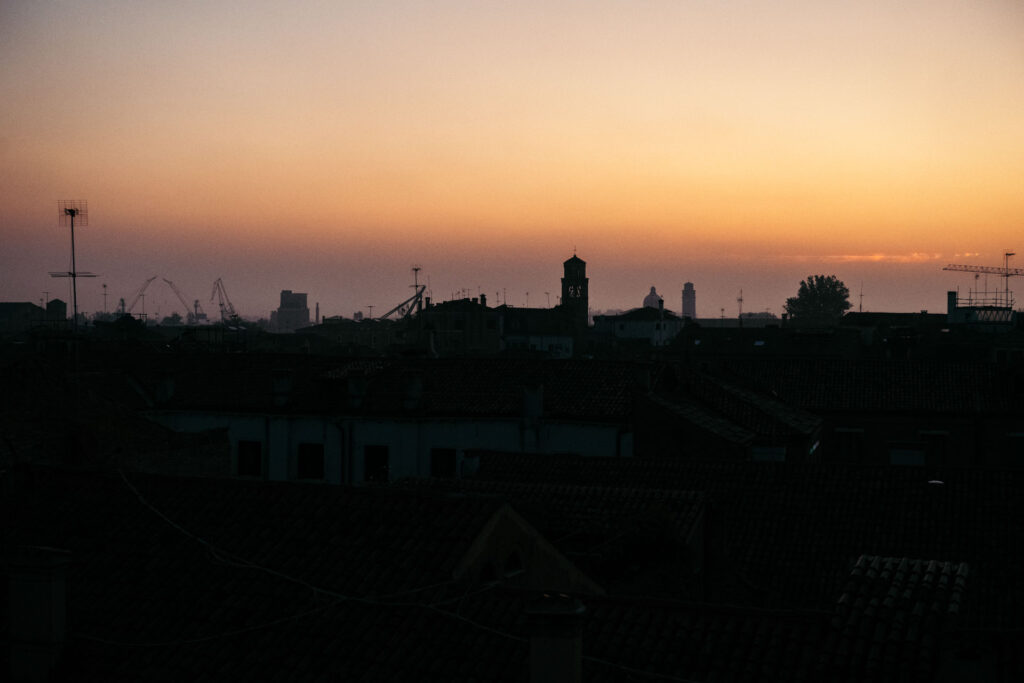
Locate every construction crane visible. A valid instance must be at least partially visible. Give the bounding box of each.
[376,267,425,321]
[127,276,158,316]
[210,278,239,323]
[943,252,1021,308]
[163,278,207,324]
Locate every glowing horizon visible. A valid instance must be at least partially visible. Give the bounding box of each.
[2,1,1023,319]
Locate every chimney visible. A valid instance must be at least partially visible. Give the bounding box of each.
[527,593,586,683]
[6,546,71,682]
[480,292,487,307]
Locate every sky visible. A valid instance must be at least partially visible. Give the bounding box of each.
[2,0,1023,321]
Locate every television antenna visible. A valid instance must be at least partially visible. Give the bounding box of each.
[49,200,96,331]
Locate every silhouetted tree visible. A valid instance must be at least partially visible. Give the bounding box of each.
[784,274,851,321]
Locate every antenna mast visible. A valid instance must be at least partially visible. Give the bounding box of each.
[50,200,96,330]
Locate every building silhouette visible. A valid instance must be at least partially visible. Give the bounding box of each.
[560,254,588,330]
[682,282,696,319]
[270,290,310,332]
[643,286,663,309]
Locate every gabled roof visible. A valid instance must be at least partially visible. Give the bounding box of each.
[393,476,707,597]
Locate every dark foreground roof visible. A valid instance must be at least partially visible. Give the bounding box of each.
[470,453,1024,635]
[2,464,991,682]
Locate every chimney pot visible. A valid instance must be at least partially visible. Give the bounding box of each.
[527,593,586,683]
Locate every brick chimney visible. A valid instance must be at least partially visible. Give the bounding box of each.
[6,546,71,682]
[526,593,586,683]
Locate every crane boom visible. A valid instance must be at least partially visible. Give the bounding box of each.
[943,264,1024,277]
[376,285,425,321]
[210,278,238,322]
[163,278,207,324]
[163,278,191,318]
[127,276,157,313]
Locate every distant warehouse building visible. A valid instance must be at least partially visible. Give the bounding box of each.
[271,290,310,332]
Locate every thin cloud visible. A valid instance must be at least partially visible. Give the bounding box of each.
[780,253,945,264]
[826,253,944,264]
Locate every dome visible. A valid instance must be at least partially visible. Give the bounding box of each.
[643,286,662,309]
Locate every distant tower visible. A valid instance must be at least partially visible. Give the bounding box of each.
[682,282,696,319]
[561,254,589,328]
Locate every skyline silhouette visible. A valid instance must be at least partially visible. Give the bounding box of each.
[3,1,1022,318]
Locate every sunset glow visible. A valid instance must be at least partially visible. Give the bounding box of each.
[3,0,1023,319]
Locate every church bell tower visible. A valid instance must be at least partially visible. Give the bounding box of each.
[561,254,589,329]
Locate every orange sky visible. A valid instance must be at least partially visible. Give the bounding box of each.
[2,1,1023,319]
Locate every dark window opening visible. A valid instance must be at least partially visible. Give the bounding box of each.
[297,442,325,479]
[922,433,949,466]
[430,448,457,478]
[889,441,925,466]
[237,440,262,477]
[504,552,524,578]
[364,445,390,483]
[835,429,865,464]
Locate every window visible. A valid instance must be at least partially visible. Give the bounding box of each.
[430,448,457,478]
[237,440,262,477]
[297,442,325,479]
[889,442,925,466]
[920,431,949,466]
[364,445,390,483]
[835,428,865,463]
[752,446,786,462]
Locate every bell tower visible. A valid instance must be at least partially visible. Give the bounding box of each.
[560,254,589,328]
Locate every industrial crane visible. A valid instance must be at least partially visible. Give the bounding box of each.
[376,267,426,320]
[126,276,158,316]
[163,278,207,324]
[943,252,1021,308]
[210,278,239,323]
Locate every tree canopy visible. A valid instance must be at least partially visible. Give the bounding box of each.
[784,274,852,321]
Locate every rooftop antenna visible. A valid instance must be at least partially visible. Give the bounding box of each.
[102,283,108,313]
[50,200,96,331]
[737,289,743,317]
[859,281,864,313]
